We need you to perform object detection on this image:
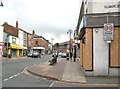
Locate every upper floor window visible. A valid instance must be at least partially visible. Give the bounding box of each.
[12,37,16,44]
[36,41,38,45]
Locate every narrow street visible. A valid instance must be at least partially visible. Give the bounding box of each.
[2,55,89,88]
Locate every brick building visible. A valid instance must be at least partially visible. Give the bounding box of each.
[75,0,120,76]
[53,41,69,53]
[1,21,50,57]
[31,30,49,54]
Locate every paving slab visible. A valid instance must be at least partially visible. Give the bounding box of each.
[62,60,86,83]
[27,58,66,80]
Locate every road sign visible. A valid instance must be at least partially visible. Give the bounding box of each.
[103,23,114,41]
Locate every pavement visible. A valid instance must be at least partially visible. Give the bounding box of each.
[26,57,120,86]
[2,56,28,60]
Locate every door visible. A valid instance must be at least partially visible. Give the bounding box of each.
[93,28,109,76]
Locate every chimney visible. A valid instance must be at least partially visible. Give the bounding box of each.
[32,30,35,37]
[16,21,18,29]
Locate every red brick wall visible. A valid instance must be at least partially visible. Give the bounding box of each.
[3,23,18,37]
[32,38,48,49]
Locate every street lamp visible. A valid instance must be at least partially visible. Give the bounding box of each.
[51,38,54,52]
[0,0,3,7]
[67,29,72,52]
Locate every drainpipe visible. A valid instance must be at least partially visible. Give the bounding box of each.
[106,14,111,78]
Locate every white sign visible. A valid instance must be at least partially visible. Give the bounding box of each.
[103,23,114,41]
[104,4,120,8]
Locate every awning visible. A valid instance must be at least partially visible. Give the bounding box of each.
[10,44,24,49]
[23,47,27,49]
[33,47,45,50]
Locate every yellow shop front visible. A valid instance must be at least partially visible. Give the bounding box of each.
[8,44,24,57]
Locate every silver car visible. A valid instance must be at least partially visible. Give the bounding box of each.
[32,52,41,58]
[61,52,67,58]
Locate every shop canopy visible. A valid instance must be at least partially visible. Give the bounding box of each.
[10,44,24,49]
[33,47,45,50]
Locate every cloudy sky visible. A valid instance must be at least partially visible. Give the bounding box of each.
[0,0,82,44]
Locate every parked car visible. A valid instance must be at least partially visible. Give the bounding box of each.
[61,52,67,58]
[58,52,63,56]
[32,52,41,58]
[27,52,33,57]
[27,51,41,58]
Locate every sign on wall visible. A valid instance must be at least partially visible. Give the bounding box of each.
[103,23,114,41]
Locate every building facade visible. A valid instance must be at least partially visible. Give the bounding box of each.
[0,25,4,57]
[76,0,120,76]
[31,30,49,54]
[1,22,49,57]
[53,41,69,53]
[2,22,25,57]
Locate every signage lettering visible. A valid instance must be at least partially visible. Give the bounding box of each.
[104,4,120,8]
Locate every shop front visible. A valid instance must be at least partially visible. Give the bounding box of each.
[9,44,24,57]
[0,43,4,57]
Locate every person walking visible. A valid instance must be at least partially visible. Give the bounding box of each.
[66,52,69,60]
[70,52,72,61]
[73,52,76,62]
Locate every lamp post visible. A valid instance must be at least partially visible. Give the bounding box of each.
[51,38,54,53]
[0,0,3,7]
[67,29,72,52]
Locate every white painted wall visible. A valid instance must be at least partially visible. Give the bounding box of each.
[18,30,24,46]
[16,38,19,45]
[9,36,12,43]
[9,36,20,46]
[85,0,119,14]
[93,28,109,76]
[0,26,3,42]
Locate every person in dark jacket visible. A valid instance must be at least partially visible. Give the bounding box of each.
[73,52,76,62]
[70,52,72,61]
[66,52,69,60]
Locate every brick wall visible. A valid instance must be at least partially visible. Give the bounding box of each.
[32,37,48,49]
[3,23,18,37]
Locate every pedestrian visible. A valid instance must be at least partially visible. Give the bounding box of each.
[70,52,72,61]
[66,52,69,60]
[73,52,76,62]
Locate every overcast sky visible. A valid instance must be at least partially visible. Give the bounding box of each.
[0,0,82,44]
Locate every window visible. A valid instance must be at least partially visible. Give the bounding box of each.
[36,41,38,45]
[12,37,16,44]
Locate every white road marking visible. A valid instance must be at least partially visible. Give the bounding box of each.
[30,64,36,67]
[3,72,23,82]
[3,79,9,81]
[49,81,55,88]
[24,67,28,71]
